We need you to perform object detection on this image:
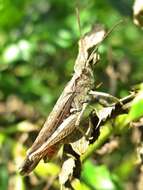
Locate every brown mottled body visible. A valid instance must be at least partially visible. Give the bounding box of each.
[19,26,105,175]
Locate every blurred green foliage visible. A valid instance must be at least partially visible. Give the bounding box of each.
[81,160,123,190]
[0,0,143,190]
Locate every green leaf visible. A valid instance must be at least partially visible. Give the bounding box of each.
[0,165,8,190]
[81,160,122,190]
[35,161,60,177]
[2,44,20,63]
[2,40,33,63]
[0,134,6,148]
[14,174,25,190]
[128,89,143,121]
[72,179,91,190]
[114,114,129,134]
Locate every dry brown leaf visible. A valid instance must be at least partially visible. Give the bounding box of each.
[59,157,75,185]
[70,122,92,155]
[70,136,89,156]
[96,138,119,155]
[133,0,143,27]
[74,25,105,75]
[96,106,115,128]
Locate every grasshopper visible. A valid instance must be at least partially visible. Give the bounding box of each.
[19,23,123,175]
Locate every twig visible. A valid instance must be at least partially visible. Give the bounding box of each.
[81,92,135,161]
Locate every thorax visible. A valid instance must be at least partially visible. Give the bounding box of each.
[73,67,94,109]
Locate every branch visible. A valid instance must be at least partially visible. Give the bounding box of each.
[81,93,135,161]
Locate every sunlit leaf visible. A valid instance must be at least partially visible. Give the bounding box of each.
[72,179,91,190]
[2,40,33,63]
[128,89,143,121]
[3,44,20,63]
[35,161,60,177]
[0,134,6,148]
[114,114,129,133]
[14,174,25,190]
[81,160,121,190]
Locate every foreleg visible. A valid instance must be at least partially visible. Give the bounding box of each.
[89,90,122,106]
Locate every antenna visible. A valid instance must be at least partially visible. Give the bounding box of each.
[87,20,124,63]
[75,4,87,62]
[103,20,123,41]
[75,7,82,39]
